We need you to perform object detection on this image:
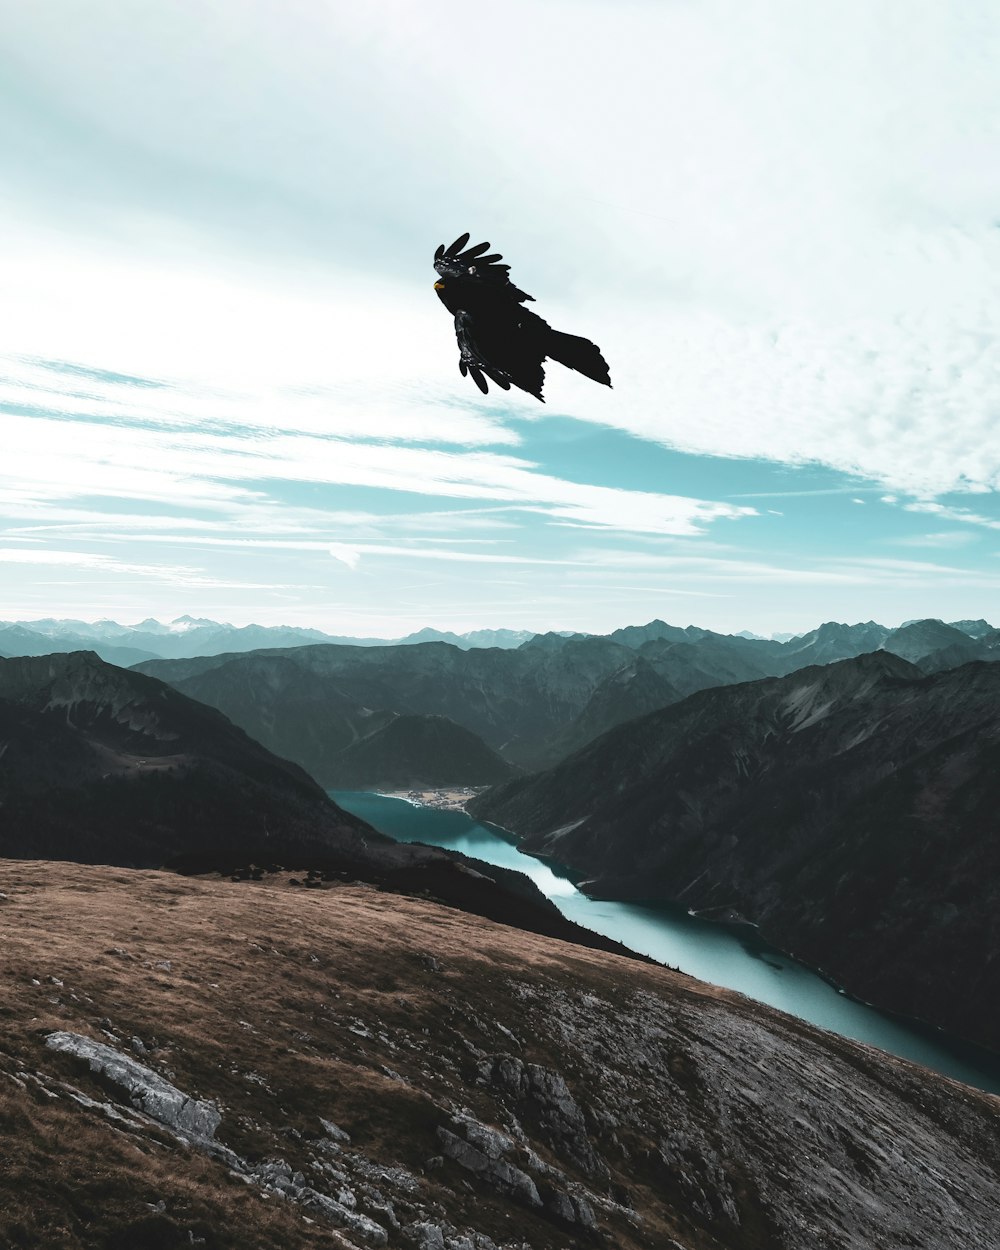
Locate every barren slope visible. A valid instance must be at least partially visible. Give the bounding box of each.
[2,861,999,1250]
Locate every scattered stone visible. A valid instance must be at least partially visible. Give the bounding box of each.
[45,1031,221,1139]
[320,1116,352,1143]
[405,1220,446,1250]
[368,1200,400,1231]
[437,1116,541,1209]
[297,1187,388,1245]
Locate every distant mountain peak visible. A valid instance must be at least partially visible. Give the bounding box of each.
[170,615,227,632]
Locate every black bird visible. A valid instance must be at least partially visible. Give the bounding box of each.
[433,233,611,402]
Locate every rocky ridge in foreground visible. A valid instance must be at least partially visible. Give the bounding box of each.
[2,859,1000,1250]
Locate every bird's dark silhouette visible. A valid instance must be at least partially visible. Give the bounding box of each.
[433,233,611,402]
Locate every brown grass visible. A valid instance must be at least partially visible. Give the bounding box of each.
[2,859,999,1250]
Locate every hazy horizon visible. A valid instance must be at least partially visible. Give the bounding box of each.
[0,608,991,645]
[2,3,998,637]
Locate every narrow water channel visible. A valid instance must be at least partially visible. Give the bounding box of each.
[332,790,1000,1095]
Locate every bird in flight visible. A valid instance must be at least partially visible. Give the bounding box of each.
[433,233,611,402]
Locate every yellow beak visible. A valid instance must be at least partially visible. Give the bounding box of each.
[433,281,445,290]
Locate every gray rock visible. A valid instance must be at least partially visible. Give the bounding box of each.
[45,1031,220,1139]
[299,1187,389,1245]
[320,1116,352,1143]
[405,1220,446,1249]
[437,1124,541,1208]
[481,1055,605,1177]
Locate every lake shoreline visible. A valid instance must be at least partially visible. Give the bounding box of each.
[332,789,1000,1094]
[378,786,483,812]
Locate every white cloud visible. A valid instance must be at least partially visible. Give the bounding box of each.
[0,546,275,589]
[901,501,1000,530]
[892,531,979,549]
[0,405,754,539]
[328,544,361,570]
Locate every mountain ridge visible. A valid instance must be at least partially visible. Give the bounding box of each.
[4,857,1000,1250]
[468,653,1000,1051]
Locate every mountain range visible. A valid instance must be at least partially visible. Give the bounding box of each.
[0,617,539,664]
[469,652,1000,1051]
[4,613,997,673]
[131,617,1000,786]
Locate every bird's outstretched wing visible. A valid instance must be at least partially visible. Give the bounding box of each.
[453,309,545,401]
[434,233,534,303]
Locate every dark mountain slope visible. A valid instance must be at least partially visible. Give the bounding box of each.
[638,636,775,697]
[327,713,517,789]
[137,638,648,769]
[470,654,1000,1051]
[0,652,634,958]
[143,651,398,783]
[0,651,382,869]
[133,621,1000,789]
[882,619,981,665]
[547,656,681,759]
[773,619,891,672]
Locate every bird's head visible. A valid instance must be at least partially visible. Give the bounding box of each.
[433,233,510,285]
[432,234,534,302]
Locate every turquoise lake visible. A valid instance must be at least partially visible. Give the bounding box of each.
[332,790,1000,1095]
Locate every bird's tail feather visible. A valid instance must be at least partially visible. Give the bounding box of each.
[545,330,612,387]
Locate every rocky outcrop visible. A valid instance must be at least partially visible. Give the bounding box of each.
[471,654,1000,1051]
[45,1031,221,1139]
[437,1116,542,1208]
[44,1030,390,1244]
[478,1056,605,1179]
[437,1111,598,1230]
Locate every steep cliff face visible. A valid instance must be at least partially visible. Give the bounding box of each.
[3,860,1000,1250]
[470,655,1000,1051]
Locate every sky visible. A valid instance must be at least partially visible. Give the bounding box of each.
[1,0,998,638]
